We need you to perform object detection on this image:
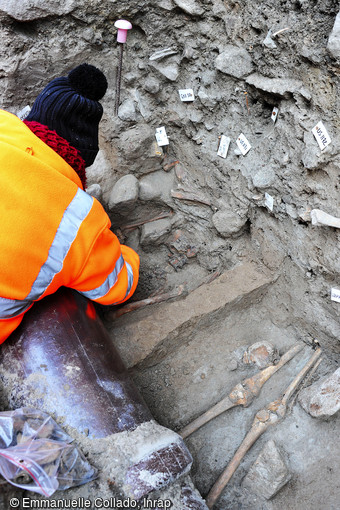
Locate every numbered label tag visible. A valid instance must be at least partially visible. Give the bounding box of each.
[217,135,231,159]
[271,107,279,123]
[155,126,169,146]
[331,288,340,303]
[17,105,31,121]
[264,192,274,211]
[312,121,331,151]
[236,133,251,155]
[178,89,195,102]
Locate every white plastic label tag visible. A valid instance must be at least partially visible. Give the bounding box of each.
[17,105,31,121]
[271,107,279,123]
[331,288,340,303]
[217,135,231,158]
[312,121,331,151]
[236,133,251,155]
[155,127,169,146]
[178,89,195,102]
[264,192,274,211]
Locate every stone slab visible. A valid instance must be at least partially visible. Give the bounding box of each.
[243,439,291,499]
[0,0,77,20]
[298,367,340,419]
[109,262,274,368]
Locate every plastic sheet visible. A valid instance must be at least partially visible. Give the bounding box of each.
[0,408,97,497]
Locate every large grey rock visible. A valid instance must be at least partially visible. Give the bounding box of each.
[173,0,204,16]
[118,99,137,122]
[141,217,173,246]
[327,12,340,60]
[298,367,340,419]
[198,86,220,108]
[86,150,116,203]
[143,76,161,94]
[246,73,310,99]
[212,208,248,238]
[243,440,291,500]
[215,46,253,79]
[0,0,77,20]
[139,170,175,203]
[118,124,162,176]
[108,174,139,211]
[149,60,179,81]
[301,131,332,170]
[86,183,102,202]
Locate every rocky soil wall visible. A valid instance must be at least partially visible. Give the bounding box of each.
[0,0,339,509]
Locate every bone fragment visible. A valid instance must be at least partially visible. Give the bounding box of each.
[149,47,178,61]
[121,211,173,231]
[310,209,340,229]
[171,190,211,206]
[205,348,322,509]
[108,285,186,320]
[272,27,290,37]
[180,344,303,439]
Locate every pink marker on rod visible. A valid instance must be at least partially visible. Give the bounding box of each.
[114,19,132,115]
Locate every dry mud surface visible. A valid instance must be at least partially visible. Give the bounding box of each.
[0,0,340,508]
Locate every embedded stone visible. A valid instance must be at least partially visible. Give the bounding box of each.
[298,367,340,419]
[149,61,179,81]
[246,73,310,98]
[141,218,173,245]
[243,440,291,500]
[212,208,248,238]
[327,12,340,60]
[173,0,204,16]
[215,46,253,79]
[108,174,139,211]
[86,183,102,202]
[252,167,276,188]
[118,99,137,122]
[139,170,175,203]
[144,77,161,94]
[0,0,77,20]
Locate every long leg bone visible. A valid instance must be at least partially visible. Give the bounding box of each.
[180,344,303,439]
[205,348,322,509]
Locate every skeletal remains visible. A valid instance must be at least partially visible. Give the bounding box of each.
[310,209,340,228]
[180,344,303,439]
[205,348,322,508]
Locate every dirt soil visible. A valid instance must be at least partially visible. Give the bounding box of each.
[0,0,340,508]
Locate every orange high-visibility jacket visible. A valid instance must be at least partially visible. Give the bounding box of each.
[0,109,139,343]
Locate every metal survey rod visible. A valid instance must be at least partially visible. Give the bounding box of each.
[114,19,132,115]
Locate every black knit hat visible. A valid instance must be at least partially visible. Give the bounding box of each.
[26,63,108,167]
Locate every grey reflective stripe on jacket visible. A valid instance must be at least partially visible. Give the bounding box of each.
[78,259,134,303]
[0,188,94,319]
[124,262,134,300]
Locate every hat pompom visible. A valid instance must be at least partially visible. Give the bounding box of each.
[68,63,108,101]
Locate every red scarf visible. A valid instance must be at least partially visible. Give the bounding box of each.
[24,120,86,189]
